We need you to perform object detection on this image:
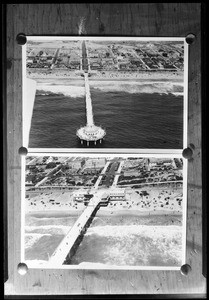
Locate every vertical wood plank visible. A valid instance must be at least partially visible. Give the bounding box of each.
[6,5,15,292]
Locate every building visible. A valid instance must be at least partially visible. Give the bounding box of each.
[71,159,85,170]
[85,158,106,169]
[119,62,130,70]
[109,188,126,201]
[123,170,139,177]
[25,180,34,187]
[27,58,34,64]
[73,189,88,201]
[46,156,54,164]
[148,158,172,165]
[123,158,144,170]
[90,62,102,70]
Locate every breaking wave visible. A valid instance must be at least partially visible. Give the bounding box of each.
[36,84,85,98]
[25,225,71,250]
[70,225,182,267]
[91,81,184,96]
[24,223,183,267]
[36,81,183,98]
[25,225,70,236]
[86,224,181,238]
[25,233,51,249]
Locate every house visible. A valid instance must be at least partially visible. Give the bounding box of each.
[25,180,34,187]
[91,62,102,70]
[118,61,130,70]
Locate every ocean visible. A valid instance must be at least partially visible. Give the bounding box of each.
[28,80,183,149]
[68,224,182,267]
[24,212,182,267]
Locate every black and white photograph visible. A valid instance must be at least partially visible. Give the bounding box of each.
[23,155,187,269]
[21,36,188,270]
[23,37,188,149]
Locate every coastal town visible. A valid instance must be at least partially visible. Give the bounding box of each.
[26,39,184,79]
[25,156,183,214]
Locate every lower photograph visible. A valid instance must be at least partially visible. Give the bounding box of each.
[22,154,187,269]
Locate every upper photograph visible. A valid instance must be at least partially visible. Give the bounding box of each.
[23,37,188,150]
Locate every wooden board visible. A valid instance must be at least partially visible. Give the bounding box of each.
[4,3,206,296]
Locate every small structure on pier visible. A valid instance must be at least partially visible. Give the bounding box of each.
[77,124,106,146]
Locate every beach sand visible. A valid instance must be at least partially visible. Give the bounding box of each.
[27,69,183,82]
[25,186,183,215]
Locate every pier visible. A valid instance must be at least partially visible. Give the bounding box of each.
[48,191,105,267]
[47,160,125,266]
[46,158,129,266]
[76,41,106,146]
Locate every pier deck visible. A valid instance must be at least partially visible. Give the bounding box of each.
[48,193,102,267]
[84,73,94,126]
[76,41,106,145]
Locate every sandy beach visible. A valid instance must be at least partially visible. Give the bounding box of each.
[25,186,183,215]
[27,69,183,81]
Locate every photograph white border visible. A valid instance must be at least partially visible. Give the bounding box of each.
[22,36,188,152]
[21,152,187,271]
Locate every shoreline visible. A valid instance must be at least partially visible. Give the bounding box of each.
[27,70,183,82]
[34,77,183,84]
[25,186,183,217]
[26,209,182,218]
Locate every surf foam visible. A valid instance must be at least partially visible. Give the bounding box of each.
[37,84,85,98]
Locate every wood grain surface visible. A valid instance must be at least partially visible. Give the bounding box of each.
[4,3,206,296]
